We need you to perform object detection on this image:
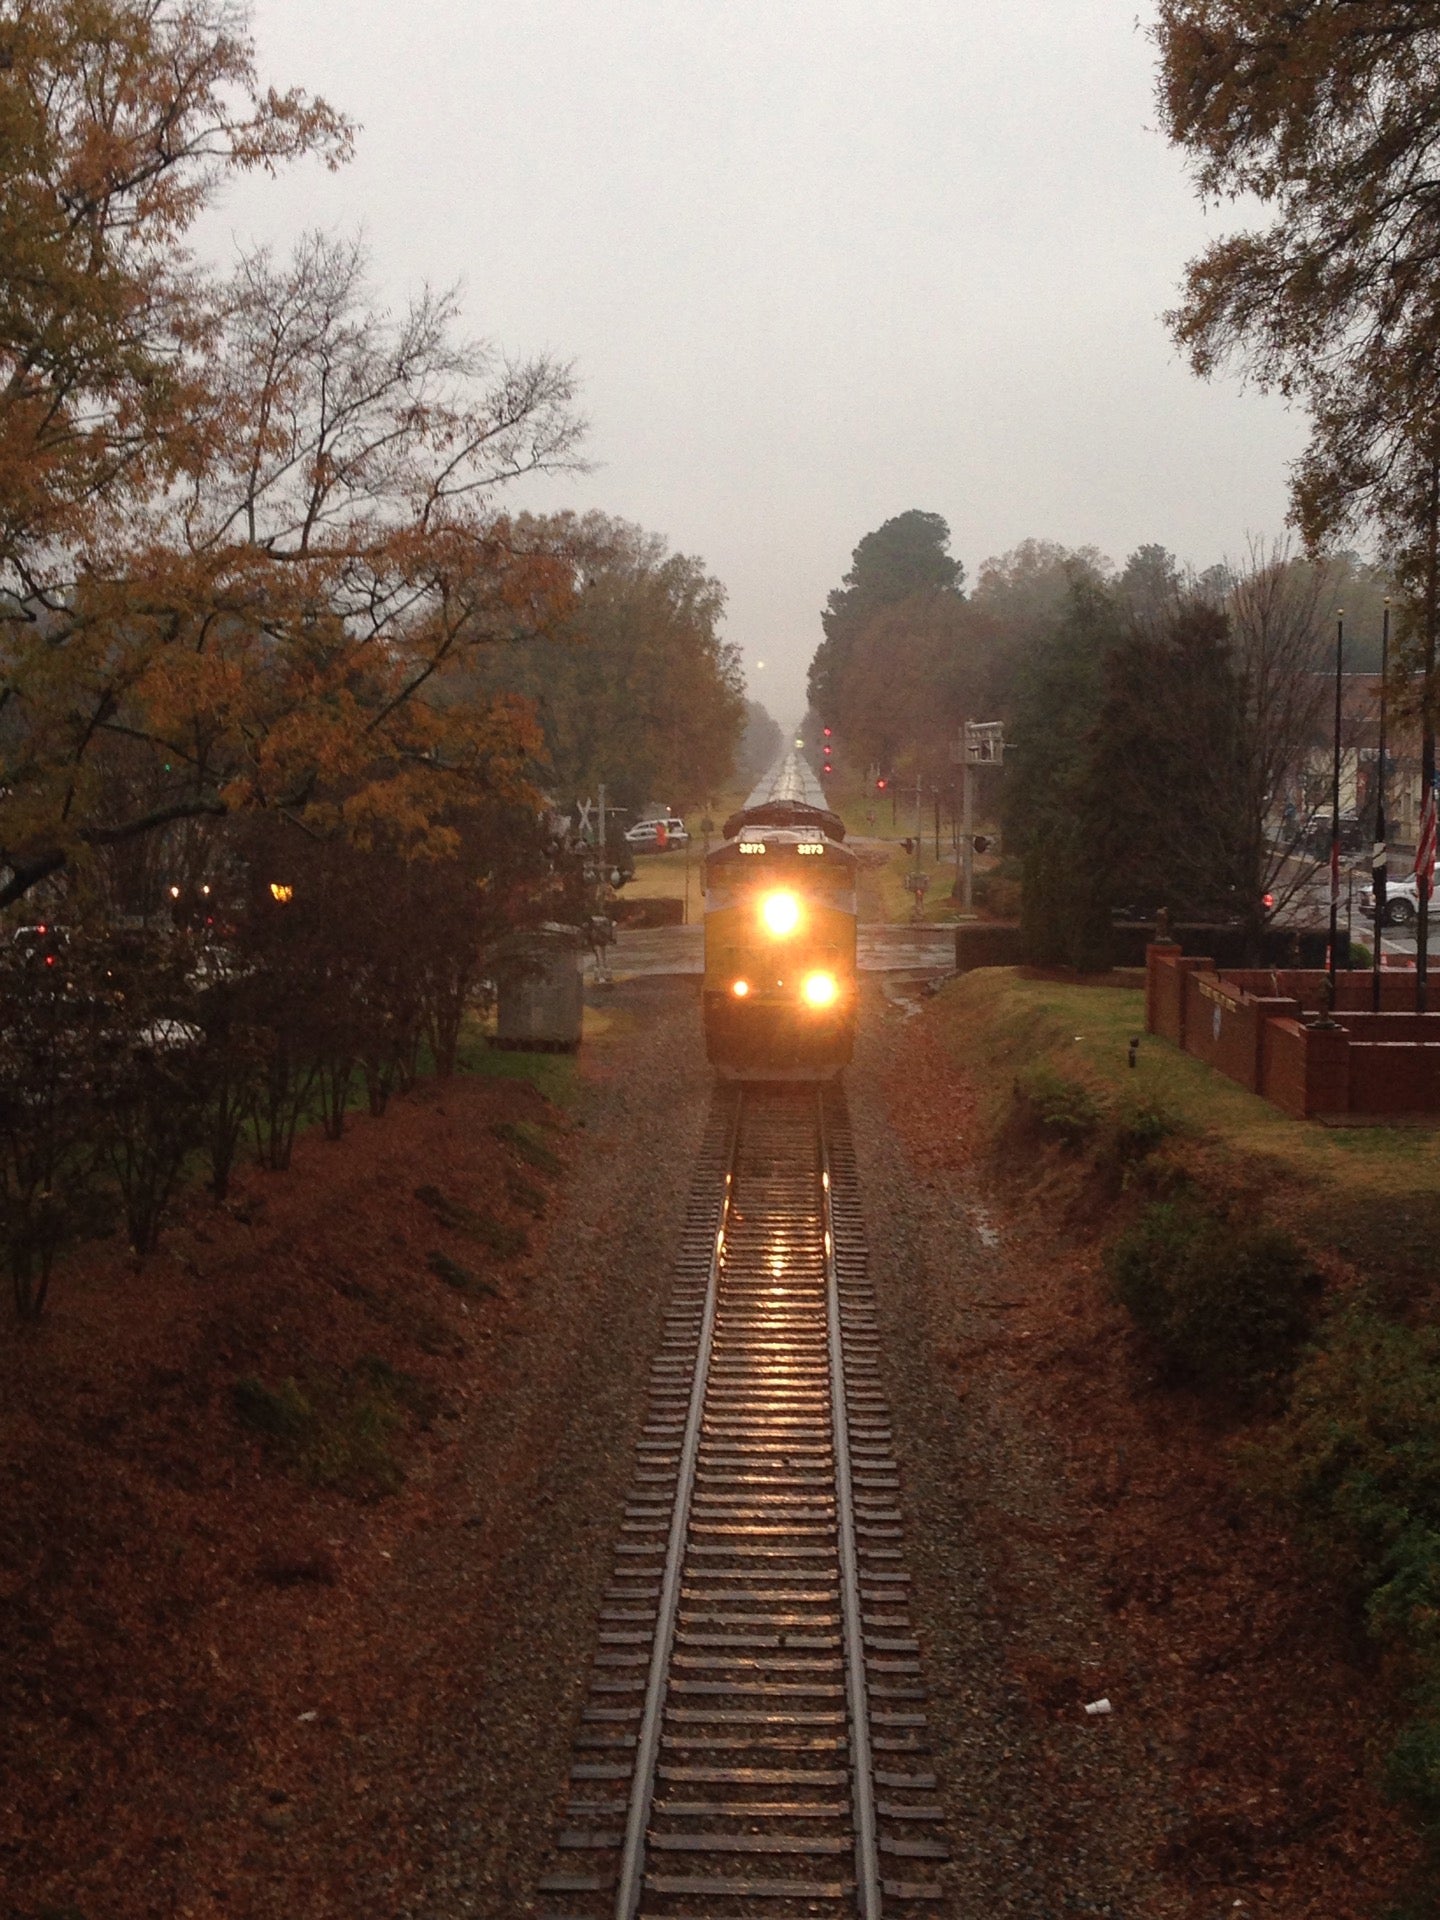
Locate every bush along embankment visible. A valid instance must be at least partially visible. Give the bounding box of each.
[943,968,1440,1899]
[0,805,588,1324]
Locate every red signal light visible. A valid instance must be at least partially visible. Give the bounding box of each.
[876,778,886,790]
[823,727,832,737]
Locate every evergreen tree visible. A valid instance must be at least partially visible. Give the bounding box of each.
[806,510,963,723]
[1003,576,1120,969]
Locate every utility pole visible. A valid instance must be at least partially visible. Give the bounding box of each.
[956,721,1005,915]
[961,751,975,912]
[595,781,612,988]
[1327,611,1343,1007]
[1373,600,1390,1012]
[1421,451,1439,1015]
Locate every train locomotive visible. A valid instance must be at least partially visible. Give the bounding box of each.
[702,751,858,1080]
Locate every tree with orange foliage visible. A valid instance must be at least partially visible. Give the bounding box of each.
[0,0,352,593]
[0,5,586,909]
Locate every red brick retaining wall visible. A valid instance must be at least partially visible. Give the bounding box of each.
[1146,943,1440,1118]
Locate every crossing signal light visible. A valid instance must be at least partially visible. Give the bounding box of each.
[876,777,886,791]
[823,727,832,737]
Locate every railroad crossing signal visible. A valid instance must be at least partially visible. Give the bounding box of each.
[957,720,1005,765]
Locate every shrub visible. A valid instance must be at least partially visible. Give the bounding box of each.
[1271,1309,1440,1610]
[1386,1712,1440,1832]
[1267,1309,1440,1859]
[1105,1095,1178,1168]
[1013,1066,1102,1148]
[1107,1200,1316,1399]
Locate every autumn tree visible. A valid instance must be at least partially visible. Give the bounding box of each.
[806,510,964,726]
[1,227,584,907]
[1155,4,1440,975]
[0,7,585,910]
[0,0,351,597]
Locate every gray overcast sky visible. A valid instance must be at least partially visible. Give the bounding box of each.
[207,0,1303,726]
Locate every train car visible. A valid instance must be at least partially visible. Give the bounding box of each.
[703,752,858,1080]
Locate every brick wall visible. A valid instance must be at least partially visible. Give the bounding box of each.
[1262,1019,1311,1119]
[1145,945,1440,1117]
[1146,945,1209,1046]
[1348,1043,1440,1113]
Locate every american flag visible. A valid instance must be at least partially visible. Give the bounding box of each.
[1418,774,1438,899]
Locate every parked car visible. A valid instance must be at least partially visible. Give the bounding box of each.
[1361,866,1440,925]
[11,922,72,966]
[624,816,689,851]
[1299,811,1365,857]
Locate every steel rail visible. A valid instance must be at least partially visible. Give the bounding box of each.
[819,1088,882,1920]
[536,1080,949,1919]
[612,1088,742,1920]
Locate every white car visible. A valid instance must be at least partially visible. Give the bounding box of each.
[624,816,689,850]
[1361,866,1440,925]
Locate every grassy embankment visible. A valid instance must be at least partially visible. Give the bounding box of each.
[931,966,1440,1881]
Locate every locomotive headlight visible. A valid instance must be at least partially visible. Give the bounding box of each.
[731,978,750,997]
[760,889,801,936]
[801,970,839,1007]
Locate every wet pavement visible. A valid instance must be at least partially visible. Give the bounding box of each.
[588,922,958,977]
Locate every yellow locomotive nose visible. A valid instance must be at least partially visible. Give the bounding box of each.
[801,970,839,1007]
[760,889,801,936]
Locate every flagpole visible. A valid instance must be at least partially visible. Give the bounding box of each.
[1328,610,1344,1007]
[1421,451,1440,1015]
[1373,600,1390,1012]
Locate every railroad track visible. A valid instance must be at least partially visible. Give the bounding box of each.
[535,1083,949,1919]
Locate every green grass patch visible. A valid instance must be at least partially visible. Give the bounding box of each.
[415,1182,530,1256]
[931,969,1440,1214]
[425,1249,502,1297]
[232,1360,420,1496]
[504,1168,548,1217]
[467,1030,577,1107]
[491,1118,563,1175]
